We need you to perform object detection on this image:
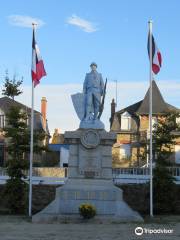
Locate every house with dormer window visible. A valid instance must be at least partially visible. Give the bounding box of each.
[110,80,180,167]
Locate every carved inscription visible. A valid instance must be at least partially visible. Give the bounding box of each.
[84,171,96,178]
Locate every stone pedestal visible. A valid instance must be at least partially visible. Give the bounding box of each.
[33,129,143,223]
[79,119,105,129]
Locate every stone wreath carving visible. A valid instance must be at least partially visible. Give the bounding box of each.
[80,130,100,149]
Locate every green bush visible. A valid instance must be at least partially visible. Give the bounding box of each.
[153,165,177,214]
[79,203,96,219]
[4,178,28,214]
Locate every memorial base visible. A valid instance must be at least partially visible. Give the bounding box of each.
[33,179,143,223]
[32,129,143,223]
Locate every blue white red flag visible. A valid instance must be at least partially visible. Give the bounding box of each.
[148,33,162,74]
[31,28,46,87]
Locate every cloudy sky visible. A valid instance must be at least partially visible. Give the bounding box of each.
[0,0,180,136]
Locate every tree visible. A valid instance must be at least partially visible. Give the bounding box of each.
[153,113,179,165]
[2,71,23,100]
[152,112,180,214]
[4,106,46,213]
[4,106,29,213]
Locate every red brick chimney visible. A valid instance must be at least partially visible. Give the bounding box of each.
[41,97,47,130]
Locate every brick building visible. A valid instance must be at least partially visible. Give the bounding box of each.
[110,80,180,167]
[0,96,50,166]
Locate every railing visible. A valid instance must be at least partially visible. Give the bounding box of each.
[112,167,150,184]
[0,168,7,176]
[168,167,180,177]
[112,167,180,177]
[112,167,180,184]
[0,167,180,184]
[112,167,150,176]
[129,131,149,143]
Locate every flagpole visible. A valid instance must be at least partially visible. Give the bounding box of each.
[28,80,34,217]
[28,23,35,217]
[148,20,153,217]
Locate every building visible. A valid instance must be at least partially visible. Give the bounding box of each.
[49,129,69,167]
[110,80,180,167]
[0,96,50,166]
[51,128,64,144]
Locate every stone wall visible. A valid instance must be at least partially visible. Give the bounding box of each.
[32,184,180,215]
[32,185,57,214]
[0,185,58,214]
[1,184,180,215]
[32,167,66,177]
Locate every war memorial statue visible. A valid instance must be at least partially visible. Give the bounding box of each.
[71,62,107,129]
[33,63,142,223]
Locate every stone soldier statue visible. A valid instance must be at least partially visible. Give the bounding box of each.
[71,62,106,129]
[83,62,104,121]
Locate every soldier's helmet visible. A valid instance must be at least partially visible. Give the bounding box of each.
[90,62,97,68]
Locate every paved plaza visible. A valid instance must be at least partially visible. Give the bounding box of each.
[0,215,180,240]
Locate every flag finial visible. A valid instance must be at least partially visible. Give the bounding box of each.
[32,22,37,29]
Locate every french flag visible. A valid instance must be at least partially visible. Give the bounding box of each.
[31,28,46,87]
[148,33,162,74]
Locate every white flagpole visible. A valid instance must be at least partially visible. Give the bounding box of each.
[28,80,34,217]
[148,20,153,217]
[28,23,35,217]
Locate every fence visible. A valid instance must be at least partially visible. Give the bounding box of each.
[112,167,150,184]
[112,167,180,184]
[0,167,180,185]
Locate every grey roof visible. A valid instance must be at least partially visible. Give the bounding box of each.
[166,103,179,112]
[136,80,172,114]
[117,101,143,115]
[117,81,179,116]
[0,96,39,114]
[0,96,49,133]
[111,81,179,131]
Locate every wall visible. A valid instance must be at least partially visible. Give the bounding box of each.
[1,184,180,215]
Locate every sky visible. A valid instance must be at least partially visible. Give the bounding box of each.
[0,0,180,136]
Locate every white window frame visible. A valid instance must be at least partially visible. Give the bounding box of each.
[176,117,180,125]
[0,109,5,128]
[152,117,157,130]
[119,144,131,160]
[121,112,131,130]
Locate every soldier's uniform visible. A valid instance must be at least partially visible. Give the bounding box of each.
[83,69,104,120]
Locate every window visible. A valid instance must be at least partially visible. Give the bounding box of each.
[119,144,131,160]
[152,117,157,130]
[147,117,157,138]
[175,145,180,164]
[176,117,180,125]
[121,112,131,130]
[19,109,28,124]
[0,109,5,128]
[0,115,5,128]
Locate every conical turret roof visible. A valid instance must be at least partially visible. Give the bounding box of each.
[136,80,169,114]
